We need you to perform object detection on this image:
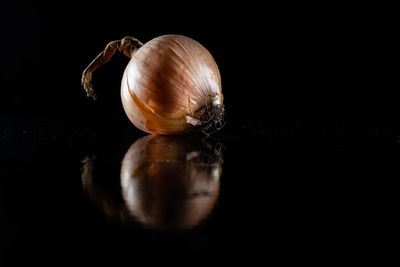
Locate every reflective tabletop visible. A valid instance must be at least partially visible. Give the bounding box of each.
[1,113,398,264]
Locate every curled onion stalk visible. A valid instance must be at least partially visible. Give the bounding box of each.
[81,35,225,135]
[81,36,143,100]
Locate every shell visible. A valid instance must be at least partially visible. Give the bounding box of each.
[121,35,222,134]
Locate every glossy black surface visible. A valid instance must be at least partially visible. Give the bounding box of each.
[2,113,399,264]
[2,4,400,265]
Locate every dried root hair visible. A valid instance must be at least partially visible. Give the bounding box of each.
[200,103,226,136]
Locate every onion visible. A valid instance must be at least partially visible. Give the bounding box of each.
[82,35,224,135]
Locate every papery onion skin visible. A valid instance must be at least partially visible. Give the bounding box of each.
[121,35,223,135]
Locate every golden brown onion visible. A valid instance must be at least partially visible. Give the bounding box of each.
[82,35,224,135]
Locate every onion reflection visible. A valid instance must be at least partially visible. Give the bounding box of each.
[82,135,223,230]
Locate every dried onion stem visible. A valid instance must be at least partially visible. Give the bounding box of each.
[81,36,143,99]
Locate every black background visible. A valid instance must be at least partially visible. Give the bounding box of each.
[1,3,400,265]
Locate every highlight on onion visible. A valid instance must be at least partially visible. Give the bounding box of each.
[81,135,223,230]
[81,35,225,135]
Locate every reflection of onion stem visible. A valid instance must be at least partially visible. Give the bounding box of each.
[81,155,95,188]
[81,155,129,221]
